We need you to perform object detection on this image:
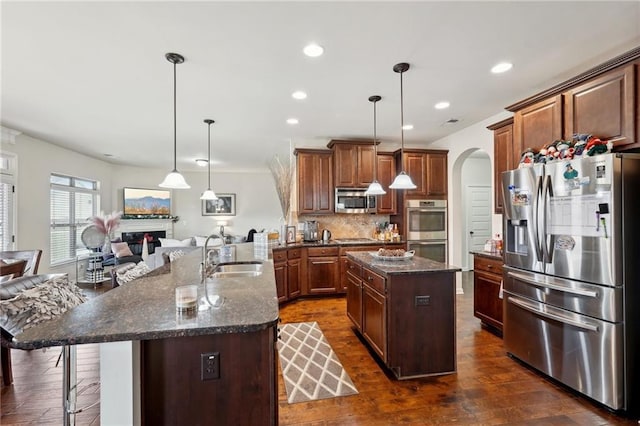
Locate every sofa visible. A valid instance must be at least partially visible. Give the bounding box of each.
[110,246,202,287]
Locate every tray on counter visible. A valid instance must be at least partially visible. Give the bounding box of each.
[368,250,415,261]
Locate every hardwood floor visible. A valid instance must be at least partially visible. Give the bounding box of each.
[1,272,637,425]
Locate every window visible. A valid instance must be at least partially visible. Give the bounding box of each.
[50,173,99,265]
[0,154,15,251]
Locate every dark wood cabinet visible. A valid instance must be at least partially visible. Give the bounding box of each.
[361,267,387,362]
[295,149,334,214]
[346,254,456,379]
[306,246,340,294]
[563,63,636,148]
[395,149,448,199]
[513,95,562,153]
[287,249,302,299]
[274,261,287,303]
[339,244,404,294]
[376,153,397,214]
[473,254,504,334]
[328,140,375,188]
[488,117,514,214]
[141,326,277,425]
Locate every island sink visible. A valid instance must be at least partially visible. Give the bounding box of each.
[210,261,264,278]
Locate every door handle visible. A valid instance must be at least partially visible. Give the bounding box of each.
[508,296,599,332]
[507,271,598,298]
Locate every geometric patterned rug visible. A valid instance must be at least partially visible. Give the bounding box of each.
[277,321,358,404]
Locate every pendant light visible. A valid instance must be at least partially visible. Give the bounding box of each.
[200,119,218,200]
[389,62,417,190]
[365,95,386,195]
[159,52,190,189]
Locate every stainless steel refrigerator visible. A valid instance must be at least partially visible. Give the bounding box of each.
[501,153,640,414]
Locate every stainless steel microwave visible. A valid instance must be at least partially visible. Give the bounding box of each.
[335,188,376,214]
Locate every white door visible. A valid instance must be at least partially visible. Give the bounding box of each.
[465,185,491,268]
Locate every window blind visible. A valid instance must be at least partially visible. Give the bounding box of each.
[0,154,15,251]
[50,174,99,265]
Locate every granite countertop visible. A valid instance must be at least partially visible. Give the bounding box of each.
[347,251,461,277]
[469,250,504,261]
[273,239,405,249]
[13,243,279,350]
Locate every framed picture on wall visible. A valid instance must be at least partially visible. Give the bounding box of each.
[202,193,236,216]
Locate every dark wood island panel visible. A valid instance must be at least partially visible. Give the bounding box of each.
[141,326,278,425]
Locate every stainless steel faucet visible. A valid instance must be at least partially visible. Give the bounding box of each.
[201,233,226,282]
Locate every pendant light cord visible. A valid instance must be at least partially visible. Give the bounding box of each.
[399,69,405,173]
[373,99,378,180]
[172,60,177,172]
[207,122,212,188]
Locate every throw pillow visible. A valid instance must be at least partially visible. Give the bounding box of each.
[116,261,151,285]
[0,275,87,337]
[168,250,185,262]
[159,238,192,247]
[111,242,133,258]
[0,274,14,283]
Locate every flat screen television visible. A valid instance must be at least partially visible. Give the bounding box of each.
[123,187,171,217]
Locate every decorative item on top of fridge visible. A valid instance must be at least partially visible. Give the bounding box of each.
[518,134,613,169]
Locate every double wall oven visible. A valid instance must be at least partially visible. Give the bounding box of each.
[406,199,447,263]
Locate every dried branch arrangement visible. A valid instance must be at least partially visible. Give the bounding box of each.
[88,211,122,236]
[268,155,293,220]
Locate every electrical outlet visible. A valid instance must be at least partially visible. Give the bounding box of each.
[415,295,431,306]
[201,352,220,380]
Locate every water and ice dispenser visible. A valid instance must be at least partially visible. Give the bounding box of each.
[506,219,529,255]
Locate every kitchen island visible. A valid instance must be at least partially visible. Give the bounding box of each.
[13,243,279,425]
[345,251,461,379]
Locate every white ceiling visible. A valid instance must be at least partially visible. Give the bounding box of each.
[2,1,639,172]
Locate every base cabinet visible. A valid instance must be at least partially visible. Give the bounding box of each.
[141,327,277,425]
[306,246,340,295]
[346,256,456,378]
[473,254,504,333]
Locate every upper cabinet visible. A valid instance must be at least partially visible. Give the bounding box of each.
[506,46,640,154]
[488,117,514,215]
[396,149,448,199]
[295,149,334,214]
[328,140,375,188]
[513,95,562,152]
[563,63,636,148]
[376,153,397,214]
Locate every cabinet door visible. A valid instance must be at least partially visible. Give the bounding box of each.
[346,272,362,331]
[564,64,635,148]
[357,145,375,187]
[493,121,514,214]
[473,270,503,332]
[287,258,301,299]
[296,150,334,214]
[339,256,349,293]
[362,284,386,362]
[426,153,447,196]
[334,144,357,187]
[376,153,397,214]
[404,152,427,198]
[514,95,561,155]
[274,262,287,303]
[307,256,339,294]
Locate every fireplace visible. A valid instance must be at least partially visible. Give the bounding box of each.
[121,231,166,256]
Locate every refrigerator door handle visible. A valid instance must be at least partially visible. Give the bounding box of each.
[532,175,544,262]
[507,296,599,332]
[542,174,555,263]
[507,271,599,298]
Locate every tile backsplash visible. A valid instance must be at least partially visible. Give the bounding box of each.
[296,214,391,239]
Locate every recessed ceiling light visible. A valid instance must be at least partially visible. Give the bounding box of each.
[444,118,460,125]
[195,158,208,167]
[491,62,513,74]
[303,43,324,57]
[434,101,450,110]
[292,91,307,100]
[402,124,414,130]
[287,118,299,125]
[103,153,115,158]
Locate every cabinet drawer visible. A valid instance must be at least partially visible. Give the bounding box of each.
[346,258,362,277]
[308,246,339,257]
[362,267,385,294]
[272,250,287,263]
[474,256,503,276]
[288,248,302,259]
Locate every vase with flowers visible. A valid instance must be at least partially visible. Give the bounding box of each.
[88,211,123,254]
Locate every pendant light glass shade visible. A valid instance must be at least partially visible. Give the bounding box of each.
[159,52,190,189]
[389,62,416,190]
[200,119,218,200]
[365,95,386,196]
